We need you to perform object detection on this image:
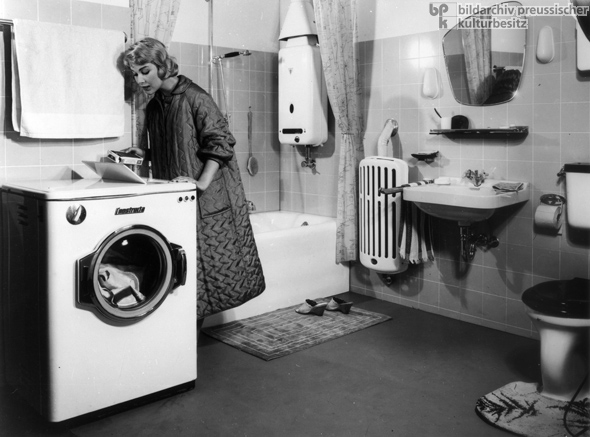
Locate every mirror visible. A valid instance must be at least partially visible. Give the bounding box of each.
[573,0,590,41]
[442,1,527,106]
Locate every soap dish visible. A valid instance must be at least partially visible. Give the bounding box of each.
[411,151,439,163]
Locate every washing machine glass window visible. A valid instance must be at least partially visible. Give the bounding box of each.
[77,225,187,323]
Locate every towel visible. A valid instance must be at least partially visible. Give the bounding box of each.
[399,201,434,264]
[11,19,125,139]
[98,264,146,308]
[493,182,524,194]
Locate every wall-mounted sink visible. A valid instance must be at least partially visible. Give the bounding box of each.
[402,177,530,224]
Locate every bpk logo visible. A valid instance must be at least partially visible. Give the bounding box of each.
[429,3,458,29]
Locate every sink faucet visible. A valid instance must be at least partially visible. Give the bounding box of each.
[464,169,488,187]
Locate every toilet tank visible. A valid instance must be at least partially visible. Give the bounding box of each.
[564,162,590,230]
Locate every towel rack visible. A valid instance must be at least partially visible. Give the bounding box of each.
[0,18,128,42]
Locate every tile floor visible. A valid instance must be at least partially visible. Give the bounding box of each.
[0,292,544,436]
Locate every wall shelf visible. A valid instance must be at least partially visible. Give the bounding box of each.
[430,126,528,138]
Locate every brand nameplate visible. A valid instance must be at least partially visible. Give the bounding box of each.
[115,206,145,215]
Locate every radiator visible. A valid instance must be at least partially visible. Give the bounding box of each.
[359,157,408,274]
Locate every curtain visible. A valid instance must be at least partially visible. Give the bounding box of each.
[314,0,364,264]
[129,0,182,148]
[462,23,494,105]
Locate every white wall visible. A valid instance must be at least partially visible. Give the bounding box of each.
[172,0,280,51]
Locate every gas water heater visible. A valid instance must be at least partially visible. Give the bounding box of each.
[278,0,328,147]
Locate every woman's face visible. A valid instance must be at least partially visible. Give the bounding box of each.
[130,62,162,94]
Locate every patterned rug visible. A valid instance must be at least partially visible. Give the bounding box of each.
[202,299,391,361]
[476,381,590,437]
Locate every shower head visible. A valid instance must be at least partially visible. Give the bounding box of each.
[213,50,252,63]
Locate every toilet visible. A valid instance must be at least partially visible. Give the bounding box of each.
[521,163,590,402]
[522,278,590,402]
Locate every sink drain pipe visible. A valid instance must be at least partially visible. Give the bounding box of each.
[459,223,500,261]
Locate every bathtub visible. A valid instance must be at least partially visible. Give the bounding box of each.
[203,212,350,327]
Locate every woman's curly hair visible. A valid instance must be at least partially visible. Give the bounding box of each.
[123,37,179,79]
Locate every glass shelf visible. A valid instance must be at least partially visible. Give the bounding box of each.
[430,126,528,137]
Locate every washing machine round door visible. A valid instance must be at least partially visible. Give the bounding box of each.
[77,225,187,323]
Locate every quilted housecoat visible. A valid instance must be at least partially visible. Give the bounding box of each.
[143,75,265,320]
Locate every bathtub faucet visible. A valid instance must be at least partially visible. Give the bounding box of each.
[246,200,256,213]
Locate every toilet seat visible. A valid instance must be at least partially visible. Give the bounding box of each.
[522,277,590,319]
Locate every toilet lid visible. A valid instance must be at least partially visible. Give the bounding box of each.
[522,277,590,318]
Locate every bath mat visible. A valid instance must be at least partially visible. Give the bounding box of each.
[476,381,590,437]
[202,299,391,361]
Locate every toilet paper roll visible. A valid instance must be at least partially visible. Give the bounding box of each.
[534,203,563,231]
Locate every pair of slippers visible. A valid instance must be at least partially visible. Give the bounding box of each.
[295,297,353,316]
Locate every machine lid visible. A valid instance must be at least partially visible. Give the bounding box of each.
[564,162,590,173]
[1,178,196,200]
[522,277,590,319]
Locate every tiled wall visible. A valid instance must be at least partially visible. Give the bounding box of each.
[279,120,340,216]
[199,45,280,212]
[164,42,281,212]
[351,15,590,338]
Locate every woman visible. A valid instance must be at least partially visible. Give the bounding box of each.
[123,37,265,321]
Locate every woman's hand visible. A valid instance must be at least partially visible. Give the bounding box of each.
[171,175,211,192]
[172,176,198,185]
[171,161,220,192]
[121,147,146,158]
[172,176,209,193]
[195,160,220,192]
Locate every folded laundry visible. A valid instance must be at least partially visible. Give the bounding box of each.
[493,182,524,194]
[98,264,146,308]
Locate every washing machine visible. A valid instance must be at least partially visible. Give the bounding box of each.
[0,178,197,422]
